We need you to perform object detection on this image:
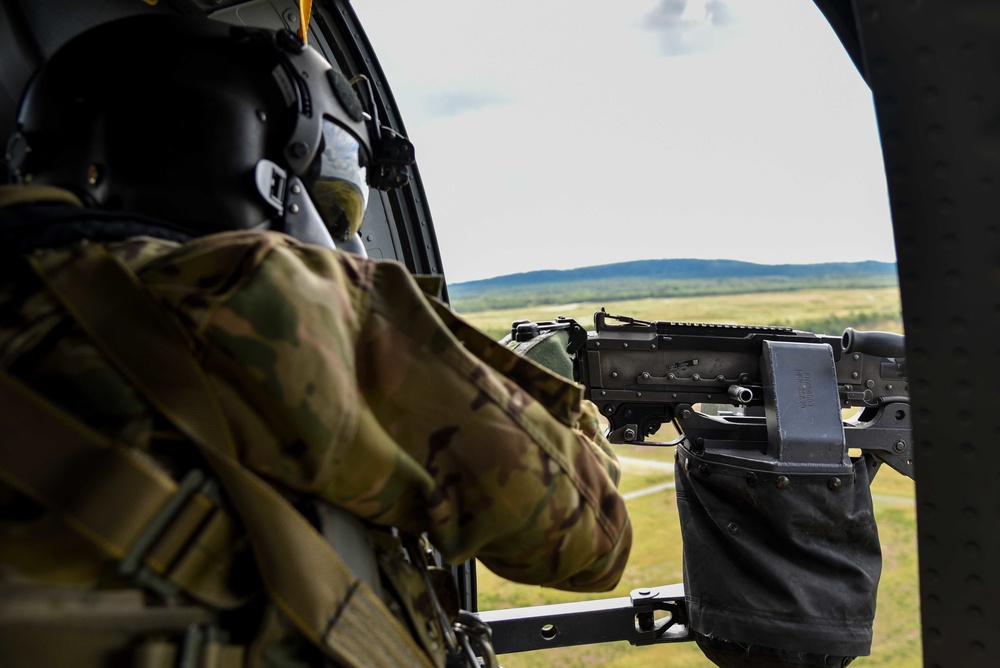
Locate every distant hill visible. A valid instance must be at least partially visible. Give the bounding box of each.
[448,258,898,312]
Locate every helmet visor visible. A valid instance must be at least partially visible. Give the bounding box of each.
[309,118,369,240]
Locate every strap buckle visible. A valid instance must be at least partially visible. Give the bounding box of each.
[118,468,212,599]
[451,611,499,668]
[404,534,499,668]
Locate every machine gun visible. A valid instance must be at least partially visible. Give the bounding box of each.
[479,309,911,656]
[510,308,912,481]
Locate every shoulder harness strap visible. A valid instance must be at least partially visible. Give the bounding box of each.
[0,373,249,609]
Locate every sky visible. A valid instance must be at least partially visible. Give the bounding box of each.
[352,0,895,284]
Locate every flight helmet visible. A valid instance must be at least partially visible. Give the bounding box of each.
[5,15,413,249]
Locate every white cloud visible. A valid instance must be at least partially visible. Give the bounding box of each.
[641,0,745,56]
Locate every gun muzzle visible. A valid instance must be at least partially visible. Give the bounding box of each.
[728,385,754,404]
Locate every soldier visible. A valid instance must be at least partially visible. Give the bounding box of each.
[0,15,631,667]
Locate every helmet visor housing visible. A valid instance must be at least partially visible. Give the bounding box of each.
[307,118,369,241]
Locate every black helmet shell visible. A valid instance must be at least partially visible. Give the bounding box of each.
[10,15,372,239]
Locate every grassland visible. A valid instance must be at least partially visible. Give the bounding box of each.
[461,286,903,341]
[458,287,918,667]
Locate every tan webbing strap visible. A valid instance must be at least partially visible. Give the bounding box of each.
[0,372,249,609]
[0,372,176,558]
[28,246,237,460]
[27,246,435,668]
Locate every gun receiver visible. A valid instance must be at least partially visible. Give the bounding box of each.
[513,309,912,480]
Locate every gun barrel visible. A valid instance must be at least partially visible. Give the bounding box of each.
[842,328,905,358]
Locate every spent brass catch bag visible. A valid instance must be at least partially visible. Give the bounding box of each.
[675,446,881,666]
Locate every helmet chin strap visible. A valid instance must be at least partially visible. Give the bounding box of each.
[254,159,368,258]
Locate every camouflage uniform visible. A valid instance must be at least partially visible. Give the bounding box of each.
[0,186,632,664]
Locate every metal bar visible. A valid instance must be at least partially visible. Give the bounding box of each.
[477,584,689,654]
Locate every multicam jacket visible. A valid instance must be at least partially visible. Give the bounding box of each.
[0,187,631,660]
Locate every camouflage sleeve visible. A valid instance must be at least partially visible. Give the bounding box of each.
[578,400,621,486]
[147,232,631,592]
[348,261,631,591]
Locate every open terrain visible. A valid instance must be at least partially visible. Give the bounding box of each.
[448,258,898,314]
[461,286,903,341]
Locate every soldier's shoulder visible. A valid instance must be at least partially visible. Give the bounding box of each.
[134,230,382,307]
[127,230,313,279]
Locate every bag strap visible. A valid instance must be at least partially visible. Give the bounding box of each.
[0,372,249,609]
[24,244,436,668]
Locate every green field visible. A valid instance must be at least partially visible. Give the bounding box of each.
[461,287,903,341]
[460,288,919,667]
